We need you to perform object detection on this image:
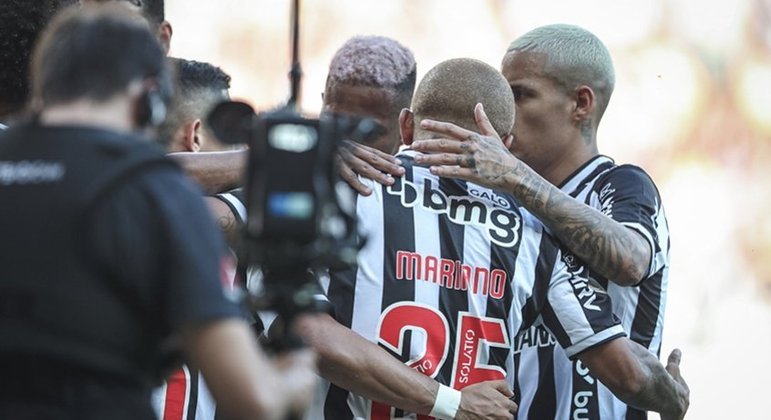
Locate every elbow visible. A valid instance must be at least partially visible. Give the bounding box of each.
[616,264,646,287]
[614,253,649,286]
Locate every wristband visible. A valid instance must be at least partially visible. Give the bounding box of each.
[429,384,462,420]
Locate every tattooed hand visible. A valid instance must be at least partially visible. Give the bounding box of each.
[411,103,522,190]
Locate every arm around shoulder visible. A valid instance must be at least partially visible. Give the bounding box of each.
[168,149,246,194]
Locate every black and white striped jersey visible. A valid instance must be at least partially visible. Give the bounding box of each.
[152,366,217,420]
[318,150,625,420]
[513,155,671,420]
[214,188,247,224]
[148,189,247,420]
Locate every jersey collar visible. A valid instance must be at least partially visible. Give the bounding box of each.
[557,155,614,193]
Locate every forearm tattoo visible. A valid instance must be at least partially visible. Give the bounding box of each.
[216,212,241,249]
[505,161,646,283]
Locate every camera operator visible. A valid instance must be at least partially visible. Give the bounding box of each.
[0,5,315,420]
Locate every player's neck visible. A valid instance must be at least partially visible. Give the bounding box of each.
[39,98,134,133]
[540,143,599,187]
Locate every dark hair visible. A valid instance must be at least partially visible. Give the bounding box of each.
[157,58,231,145]
[139,0,164,23]
[84,0,165,24]
[0,0,63,115]
[31,4,172,108]
[175,58,231,93]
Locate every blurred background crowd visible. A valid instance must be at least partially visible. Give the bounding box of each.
[163,0,771,418]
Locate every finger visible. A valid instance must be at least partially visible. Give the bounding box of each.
[492,380,514,398]
[420,118,477,141]
[343,139,400,164]
[337,158,372,196]
[340,145,397,186]
[667,349,682,367]
[411,138,469,154]
[474,103,497,137]
[349,156,396,186]
[429,165,477,181]
[349,143,405,176]
[415,153,467,167]
[507,399,518,414]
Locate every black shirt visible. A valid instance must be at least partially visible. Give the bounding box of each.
[0,125,241,417]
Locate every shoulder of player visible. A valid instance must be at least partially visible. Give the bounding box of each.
[592,163,663,198]
[600,163,657,184]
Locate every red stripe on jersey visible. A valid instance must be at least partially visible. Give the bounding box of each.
[163,367,189,420]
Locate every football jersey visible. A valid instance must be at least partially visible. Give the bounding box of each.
[319,150,625,420]
[513,155,670,420]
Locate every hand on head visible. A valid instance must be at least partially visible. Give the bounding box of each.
[412,103,520,190]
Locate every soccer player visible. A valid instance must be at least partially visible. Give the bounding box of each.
[321,56,688,420]
[412,24,675,419]
[323,35,414,195]
[152,57,238,420]
[80,0,172,53]
[159,58,235,153]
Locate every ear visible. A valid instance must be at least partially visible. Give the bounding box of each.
[158,21,173,55]
[398,108,414,146]
[573,85,595,123]
[181,119,202,152]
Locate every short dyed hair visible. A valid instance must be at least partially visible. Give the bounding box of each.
[324,35,416,113]
[158,58,231,145]
[31,4,172,108]
[507,24,615,119]
[0,0,63,114]
[412,58,514,137]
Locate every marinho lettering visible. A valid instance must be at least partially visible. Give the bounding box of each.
[395,250,507,299]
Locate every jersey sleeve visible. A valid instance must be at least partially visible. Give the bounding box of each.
[594,164,669,279]
[539,239,625,359]
[90,166,242,336]
[212,187,247,224]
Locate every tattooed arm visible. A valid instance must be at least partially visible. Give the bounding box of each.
[206,197,242,249]
[580,339,689,419]
[412,103,650,286]
[494,159,651,286]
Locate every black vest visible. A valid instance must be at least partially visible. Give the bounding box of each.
[0,124,177,386]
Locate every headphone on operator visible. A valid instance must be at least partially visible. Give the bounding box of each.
[135,64,174,128]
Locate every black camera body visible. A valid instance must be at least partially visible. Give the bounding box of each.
[208,101,380,329]
[242,107,360,271]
